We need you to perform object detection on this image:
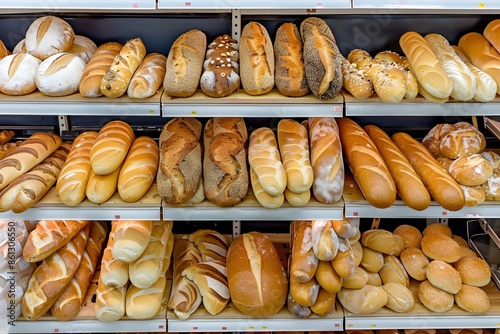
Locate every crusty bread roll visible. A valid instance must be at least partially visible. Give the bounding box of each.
[56,131,98,206]
[484,19,500,54]
[99,221,129,288]
[90,120,135,175]
[422,123,455,157]
[101,37,146,98]
[274,22,309,97]
[290,221,319,282]
[423,222,452,237]
[67,35,97,63]
[400,247,429,281]
[338,285,388,314]
[250,167,285,209]
[418,280,454,313]
[226,232,287,317]
[366,271,383,287]
[454,284,490,313]
[290,275,320,307]
[163,29,206,98]
[315,260,343,293]
[361,229,400,256]
[426,259,462,294]
[421,233,461,263]
[127,52,166,99]
[379,255,409,287]
[0,39,9,59]
[309,117,344,204]
[125,275,167,319]
[392,132,465,211]
[310,287,336,317]
[311,220,339,261]
[338,118,396,209]
[342,266,368,289]
[117,136,159,202]
[393,224,422,249]
[332,217,360,239]
[79,42,123,98]
[86,167,121,204]
[203,117,248,207]
[300,17,342,100]
[0,53,41,96]
[240,22,274,96]
[332,237,355,278]
[12,39,26,54]
[351,241,363,266]
[449,153,493,186]
[25,16,75,60]
[112,220,153,263]
[36,52,86,96]
[382,282,415,313]
[200,34,240,98]
[360,246,384,273]
[454,256,491,287]
[441,123,487,160]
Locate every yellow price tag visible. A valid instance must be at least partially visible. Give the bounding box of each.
[347,324,354,328]
[261,326,268,329]
[190,110,198,115]
[149,109,155,114]
[370,324,377,328]
[479,2,485,8]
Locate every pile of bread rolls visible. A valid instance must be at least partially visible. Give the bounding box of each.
[57,120,158,206]
[20,220,107,321]
[423,121,500,206]
[95,220,173,321]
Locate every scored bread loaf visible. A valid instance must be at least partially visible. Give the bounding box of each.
[22,220,90,262]
[439,122,486,159]
[315,259,343,293]
[392,132,465,211]
[0,130,15,145]
[382,282,415,313]
[0,53,41,96]
[126,275,167,319]
[25,16,74,60]
[361,229,401,256]
[85,167,121,204]
[248,127,287,196]
[100,221,129,288]
[337,118,396,208]
[364,124,430,211]
[67,35,97,63]
[342,266,368,289]
[375,50,419,100]
[332,217,359,239]
[0,142,71,213]
[51,222,108,321]
[274,22,309,97]
[163,29,206,98]
[36,52,86,96]
[0,132,62,192]
[310,287,336,317]
[112,220,153,263]
[240,22,274,96]
[95,276,127,322]
[157,117,203,205]
[187,229,228,262]
[22,225,90,321]
[117,136,159,202]
[79,42,123,98]
[379,255,409,287]
[90,120,135,175]
[361,246,385,273]
[338,284,388,314]
[311,220,339,261]
[309,117,344,204]
[449,153,493,186]
[250,166,284,209]
[100,37,146,98]
[300,17,342,100]
[127,52,167,99]
[332,237,355,278]
[0,142,21,160]
[203,117,248,207]
[290,221,319,282]
[200,34,240,98]
[290,275,320,307]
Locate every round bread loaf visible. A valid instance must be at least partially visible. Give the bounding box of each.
[481,150,500,169]
[461,185,486,206]
[393,224,423,248]
[449,154,493,186]
[36,53,86,96]
[426,260,462,294]
[12,39,26,54]
[67,35,97,63]
[422,222,452,237]
[439,122,486,159]
[454,256,491,287]
[421,233,461,263]
[226,232,288,317]
[25,16,75,60]
[338,285,388,314]
[418,280,454,313]
[454,284,490,313]
[0,53,41,95]
[382,282,415,313]
[400,247,429,281]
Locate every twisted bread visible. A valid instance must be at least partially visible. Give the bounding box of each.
[127,52,167,99]
[375,50,418,99]
[340,56,373,99]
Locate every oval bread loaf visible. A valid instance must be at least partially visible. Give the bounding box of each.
[25,16,75,60]
[127,52,167,99]
[0,53,41,96]
[36,52,86,96]
[86,167,121,204]
[338,285,388,314]
[67,35,97,63]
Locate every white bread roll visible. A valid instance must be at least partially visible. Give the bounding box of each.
[36,53,86,96]
[125,275,166,319]
[418,280,454,313]
[379,255,409,287]
[0,53,41,96]
[382,282,415,313]
[25,16,74,60]
[400,247,429,281]
[454,256,491,287]
[332,237,355,278]
[112,220,153,263]
[421,233,461,263]
[290,275,320,307]
[360,246,384,273]
[342,267,368,289]
[454,284,490,313]
[449,153,493,186]
[338,285,388,314]
[67,35,97,63]
[426,259,462,294]
[361,229,400,255]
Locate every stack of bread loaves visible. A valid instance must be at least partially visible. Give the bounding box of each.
[96,220,173,321]
[168,229,229,319]
[422,121,499,205]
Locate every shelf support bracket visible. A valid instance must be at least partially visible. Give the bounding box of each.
[426,218,448,225]
[232,220,241,238]
[58,115,69,137]
[232,9,241,41]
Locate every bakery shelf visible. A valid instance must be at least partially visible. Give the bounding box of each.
[472,218,500,249]
[167,301,344,332]
[343,280,500,330]
[0,184,161,221]
[161,89,343,118]
[0,91,161,116]
[344,93,500,117]
[162,190,344,221]
[343,174,500,219]
[0,0,156,10]
[157,0,350,9]
[352,0,496,9]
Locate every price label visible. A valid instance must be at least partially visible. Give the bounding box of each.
[347,323,354,327]
[479,2,485,8]
[132,3,140,8]
[115,214,121,219]
[185,1,192,6]
[148,109,155,114]
[333,105,343,113]
[190,110,198,115]
[370,324,377,328]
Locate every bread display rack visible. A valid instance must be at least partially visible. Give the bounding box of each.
[2,0,500,333]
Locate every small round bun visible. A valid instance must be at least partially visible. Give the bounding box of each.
[461,185,486,206]
[425,260,462,294]
[459,246,478,260]
[452,235,469,248]
[421,233,461,263]
[393,224,423,248]
[454,284,490,313]
[400,247,429,281]
[454,256,491,287]
[422,223,452,237]
[382,282,415,313]
[418,280,454,313]
[360,246,384,273]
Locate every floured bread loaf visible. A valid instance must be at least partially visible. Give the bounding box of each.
[25,16,75,60]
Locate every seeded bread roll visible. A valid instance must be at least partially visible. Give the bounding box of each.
[454,284,490,313]
[25,16,75,60]
[426,259,462,294]
[421,233,461,263]
[454,256,491,287]
[0,53,41,96]
[418,280,454,313]
[36,52,86,96]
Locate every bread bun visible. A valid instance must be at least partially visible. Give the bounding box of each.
[351,241,363,267]
[366,271,383,286]
[36,52,86,96]
[454,284,490,313]
[421,233,461,263]
[400,247,429,281]
[25,16,74,60]
[67,35,97,63]
[310,287,336,317]
[422,223,452,237]
[426,260,462,294]
[338,285,388,314]
[454,256,491,287]
[462,185,486,206]
[360,246,384,273]
[452,234,469,248]
[379,255,409,287]
[361,229,400,255]
[449,154,493,186]
[382,282,415,313]
[315,260,343,293]
[0,53,41,95]
[418,280,454,313]
[290,276,320,307]
[342,267,369,289]
[393,224,422,248]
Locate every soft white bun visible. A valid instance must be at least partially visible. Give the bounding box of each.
[338,285,388,314]
[426,259,462,294]
[454,256,491,287]
[454,284,490,313]
[418,280,454,312]
[382,282,415,313]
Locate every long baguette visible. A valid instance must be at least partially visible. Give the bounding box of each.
[392,132,465,211]
[364,125,430,211]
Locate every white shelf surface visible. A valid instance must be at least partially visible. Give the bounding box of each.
[0,91,161,116]
[158,0,350,9]
[0,0,156,10]
[353,0,493,9]
[162,89,343,118]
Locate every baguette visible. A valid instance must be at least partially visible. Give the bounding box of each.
[100,37,146,98]
[0,132,62,192]
[100,221,129,288]
[90,120,135,175]
[337,118,396,208]
[290,220,319,282]
[392,132,465,211]
[86,167,121,204]
[0,142,71,213]
[127,52,167,99]
[79,42,123,98]
[117,136,159,203]
[51,222,108,320]
[22,225,90,320]
[364,124,430,211]
[0,130,15,145]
